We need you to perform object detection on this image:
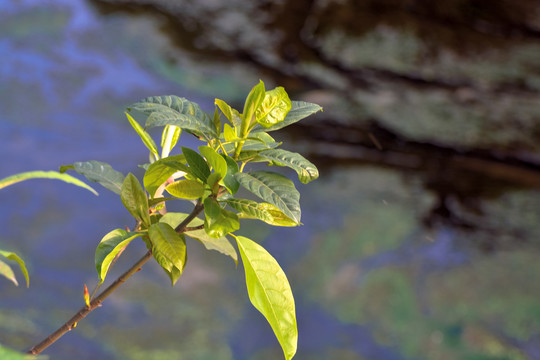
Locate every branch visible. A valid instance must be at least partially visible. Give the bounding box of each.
[27,200,205,355]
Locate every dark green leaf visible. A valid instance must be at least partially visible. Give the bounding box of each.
[130,95,217,141]
[260,149,319,184]
[221,154,240,194]
[236,235,298,360]
[61,160,125,195]
[182,147,210,182]
[121,173,150,227]
[148,223,187,286]
[0,170,98,196]
[252,101,322,133]
[143,154,188,197]
[234,171,301,224]
[95,229,142,284]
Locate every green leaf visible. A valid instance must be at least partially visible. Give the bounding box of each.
[255,87,291,128]
[166,179,205,199]
[236,236,297,360]
[234,171,301,224]
[260,149,319,184]
[204,197,240,238]
[198,146,227,176]
[95,229,142,284]
[256,203,298,227]
[126,112,159,158]
[242,80,266,135]
[0,170,98,196]
[215,99,242,128]
[0,250,29,287]
[148,223,187,286]
[252,101,322,133]
[160,125,182,158]
[121,173,150,227]
[221,154,240,194]
[0,260,17,286]
[130,95,217,142]
[182,147,210,182]
[184,228,238,265]
[60,160,125,195]
[143,154,188,197]
[148,197,175,208]
[225,198,273,223]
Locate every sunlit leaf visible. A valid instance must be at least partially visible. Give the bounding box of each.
[255,87,291,128]
[252,101,322,133]
[0,170,97,196]
[182,147,210,182]
[236,236,297,360]
[60,160,125,195]
[95,229,143,284]
[215,99,242,128]
[204,197,239,238]
[181,221,238,264]
[166,179,205,199]
[126,112,159,158]
[234,171,301,224]
[129,95,217,142]
[121,173,150,227]
[148,223,187,286]
[260,149,319,184]
[198,146,227,176]
[143,154,188,197]
[0,250,29,287]
[160,125,182,158]
[225,198,273,223]
[242,80,266,134]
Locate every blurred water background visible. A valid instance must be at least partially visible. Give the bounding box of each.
[1,1,539,359]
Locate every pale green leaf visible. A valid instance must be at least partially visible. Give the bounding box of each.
[252,101,322,133]
[234,171,301,224]
[0,259,17,286]
[160,125,182,158]
[166,179,205,199]
[242,80,266,135]
[129,95,217,142]
[148,223,187,286]
[121,173,150,227]
[225,198,273,223]
[126,112,159,157]
[215,99,242,128]
[95,229,142,284]
[61,160,124,195]
[256,203,298,227]
[184,229,238,265]
[182,147,210,182]
[204,197,240,238]
[260,149,319,184]
[255,87,291,128]
[143,154,188,197]
[236,236,297,360]
[198,146,227,177]
[0,170,97,196]
[0,250,29,287]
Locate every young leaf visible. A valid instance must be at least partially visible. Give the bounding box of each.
[204,197,240,238]
[0,170,98,196]
[252,101,322,133]
[260,149,319,184]
[161,125,182,158]
[223,123,237,142]
[0,250,29,288]
[148,223,187,286]
[166,179,205,199]
[198,146,227,176]
[221,154,240,194]
[95,229,142,284]
[60,160,125,195]
[255,87,291,128]
[236,236,298,360]
[129,95,218,142]
[121,173,150,227]
[215,99,242,128]
[242,80,266,135]
[234,171,301,225]
[125,112,159,158]
[0,260,17,286]
[143,154,188,197]
[225,198,273,223]
[182,147,210,182]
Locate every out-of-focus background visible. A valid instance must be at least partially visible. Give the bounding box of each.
[1,0,539,359]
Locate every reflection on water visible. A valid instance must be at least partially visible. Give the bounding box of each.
[1,0,539,359]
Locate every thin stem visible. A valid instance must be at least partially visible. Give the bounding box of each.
[28,201,205,355]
